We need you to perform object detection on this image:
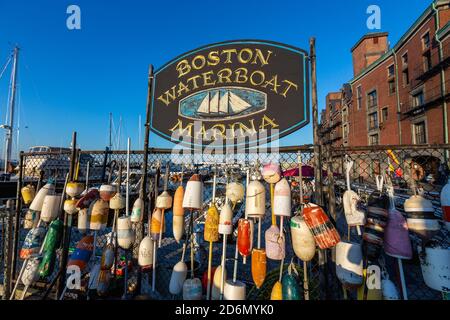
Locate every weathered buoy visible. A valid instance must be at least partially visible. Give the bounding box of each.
[363,191,389,260]
[68,235,94,271]
[219,203,233,235]
[156,191,173,209]
[343,159,366,228]
[245,180,266,218]
[63,199,78,215]
[205,205,219,242]
[335,241,363,289]
[20,227,46,259]
[24,210,39,229]
[238,219,253,258]
[270,281,282,300]
[440,177,450,231]
[262,163,281,184]
[211,265,226,300]
[418,244,450,293]
[117,216,135,250]
[109,193,125,210]
[224,280,246,300]
[384,207,412,259]
[29,182,55,212]
[290,215,315,262]
[100,243,115,270]
[169,261,188,295]
[76,188,99,209]
[226,182,245,204]
[150,208,164,241]
[182,174,203,210]
[66,182,84,198]
[182,278,203,300]
[21,184,36,205]
[99,184,116,201]
[40,195,61,223]
[303,203,340,249]
[77,208,89,232]
[251,248,266,289]
[265,225,285,260]
[131,198,144,223]
[21,257,41,287]
[89,199,109,231]
[404,195,440,240]
[97,269,111,296]
[282,264,301,300]
[138,236,154,269]
[273,178,291,217]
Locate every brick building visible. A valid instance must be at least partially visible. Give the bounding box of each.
[320,0,450,147]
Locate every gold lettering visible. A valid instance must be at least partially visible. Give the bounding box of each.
[250,70,265,86]
[157,85,177,106]
[221,49,237,63]
[262,75,280,93]
[207,51,220,66]
[259,114,279,130]
[234,68,248,84]
[202,71,216,86]
[169,119,194,137]
[192,55,206,70]
[238,48,253,64]
[252,49,273,66]
[195,124,207,140]
[280,80,298,97]
[176,60,191,78]
[211,124,226,139]
[186,75,201,90]
[238,119,256,136]
[217,68,232,84]
[177,81,190,96]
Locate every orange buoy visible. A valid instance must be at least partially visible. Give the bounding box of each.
[251,248,266,289]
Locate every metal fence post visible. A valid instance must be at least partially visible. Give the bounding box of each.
[2,200,15,300]
[11,152,24,281]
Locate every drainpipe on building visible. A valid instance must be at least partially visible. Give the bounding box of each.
[393,49,403,145]
[433,2,449,148]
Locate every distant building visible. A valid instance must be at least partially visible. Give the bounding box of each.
[320,0,450,147]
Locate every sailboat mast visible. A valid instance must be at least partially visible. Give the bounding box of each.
[109,112,113,150]
[3,46,19,173]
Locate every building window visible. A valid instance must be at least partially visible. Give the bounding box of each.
[356,85,362,110]
[422,32,431,50]
[388,79,396,94]
[368,112,378,130]
[388,64,395,77]
[423,51,432,72]
[402,53,408,66]
[367,90,378,108]
[413,121,427,144]
[343,124,349,140]
[403,69,409,86]
[373,37,379,44]
[412,91,425,108]
[369,134,379,146]
[381,107,388,122]
[342,108,348,123]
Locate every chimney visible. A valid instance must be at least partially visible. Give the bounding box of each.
[351,32,389,76]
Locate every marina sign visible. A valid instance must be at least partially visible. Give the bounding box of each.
[149,40,310,148]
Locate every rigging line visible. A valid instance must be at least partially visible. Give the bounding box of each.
[0,56,12,81]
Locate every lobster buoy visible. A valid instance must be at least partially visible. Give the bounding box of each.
[204,205,219,242]
[77,208,89,233]
[290,215,316,262]
[182,278,203,300]
[117,216,135,250]
[29,182,55,212]
[38,220,63,277]
[150,208,164,241]
[24,210,39,229]
[100,244,115,270]
[335,241,363,289]
[66,182,84,198]
[251,248,267,289]
[156,191,173,209]
[64,199,78,215]
[68,235,94,271]
[173,185,185,216]
[440,177,450,231]
[238,219,253,258]
[245,180,266,218]
[76,188,99,209]
[20,227,46,259]
[224,280,246,300]
[302,203,340,249]
[99,184,116,201]
[384,207,412,259]
[219,203,233,235]
[418,243,450,293]
[21,257,41,287]
[21,184,36,205]
[262,163,281,184]
[211,265,226,300]
[173,216,184,243]
[404,195,440,240]
[363,191,389,260]
[131,198,144,223]
[270,281,282,300]
[40,195,61,223]
[265,225,285,260]
[138,236,154,269]
[89,199,109,231]
[182,174,203,210]
[169,261,188,295]
[282,264,301,300]
[343,160,366,228]
[381,274,400,300]
[110,193,125,210]
[274,178,291,217]
[97,269,111,296]
[226,182,245,204]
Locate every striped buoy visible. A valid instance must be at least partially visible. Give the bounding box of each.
[99,184,116,201]
[66,182,84,198]
[68,235,94,271]
[363,191,389,260]
[20,227,46,259]
[273,178,291,217]
[404,195,440,240]
[89,199,109,231]
[64,199,78,215]
[150,208,164,241]
[117,216,135,250]
[302,203,340,250]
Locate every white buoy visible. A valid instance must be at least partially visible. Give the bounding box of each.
[117,216,135,250]
[418,244,450,293]
[211,265,227,300]
[262,163,281,184]
[29,182,55,212]
[226,182,245,204]
[182,278,202,300]
[224,280,246,300]
[64,199,78,215]
[131,198,144,223]
[110,193,125,210]
[290,215,316,262]
[156,191,173,210]
[245,180,266,218]
[343,158,366,233]
[138,236,154,268]
[182,174,203,210]
[66,182,84,198]
[40,195,61,222]
[335,241,363,289]
[219,203,233,235]
[273,178,291,217]
[173,216,184,243]
[404,195,440,239]
[169,261,188,295]
[77,208,89,232]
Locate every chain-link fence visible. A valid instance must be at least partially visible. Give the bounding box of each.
[1,144,449,300]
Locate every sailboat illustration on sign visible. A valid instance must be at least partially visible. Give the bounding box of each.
[179,87,267,121]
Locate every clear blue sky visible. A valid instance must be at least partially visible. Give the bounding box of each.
[0,0,431,156]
